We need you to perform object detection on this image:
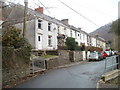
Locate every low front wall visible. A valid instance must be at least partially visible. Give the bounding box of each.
[45,50,84,69]
[73,51,83,62]
[45,50,71,69]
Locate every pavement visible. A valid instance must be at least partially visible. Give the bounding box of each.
[6,60,88,88]
[54,60,88,69]
[7,56,118,88]
[97,70,120,88]
[15,59,108,88]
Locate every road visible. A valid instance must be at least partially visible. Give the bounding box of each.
[15,56,117,88]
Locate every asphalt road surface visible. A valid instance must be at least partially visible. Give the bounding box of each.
[15,56,117,88]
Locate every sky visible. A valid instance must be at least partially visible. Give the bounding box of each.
[6,0,120,33]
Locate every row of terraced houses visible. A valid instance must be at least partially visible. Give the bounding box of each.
[1,4,106,51]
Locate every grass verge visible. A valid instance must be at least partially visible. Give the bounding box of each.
[106,76,120,85]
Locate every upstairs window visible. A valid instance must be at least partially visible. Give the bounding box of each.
[38,20,42,29]
[70,30,72,37]
[64,28,66,30]
[75,31,77,38]
[80,34,81,40]
[83,35,85,40]
[48,23,51,31]
[58,26,60,34]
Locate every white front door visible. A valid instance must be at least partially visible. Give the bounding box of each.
[37,34,42,49]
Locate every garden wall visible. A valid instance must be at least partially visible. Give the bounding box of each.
[45,50,84,69]
[2,47,31,87]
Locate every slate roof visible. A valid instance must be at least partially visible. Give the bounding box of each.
[2,3,68,28]
[2,2,105,42]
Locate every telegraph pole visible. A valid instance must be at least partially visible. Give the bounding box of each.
[23,0,28,37]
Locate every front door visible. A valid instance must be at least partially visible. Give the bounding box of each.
[37,34,42,49]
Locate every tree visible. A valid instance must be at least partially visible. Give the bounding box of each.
[65,37,78,50]
[110,19,120,52]
[2,26,30,48]
[107,40,112,49]
[111,19,120,35]
[2,26,31,64]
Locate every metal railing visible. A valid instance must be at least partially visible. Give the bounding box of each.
[30,55,46,74]
[105,55,119,72]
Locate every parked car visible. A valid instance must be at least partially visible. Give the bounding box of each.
[104,51,110,56]
[101,52,108,59]
[88,52,103,61]
[111,51,115,55]
[114,51,118,55]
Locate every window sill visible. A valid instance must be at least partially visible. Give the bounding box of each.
[38,28,43,30]
[48,30,52,32]
[48,45,53,47]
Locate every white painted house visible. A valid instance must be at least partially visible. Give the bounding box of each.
[6,5,106,51]
[91,36,97,47]
[60,19,89,47]
[14,7,66,50]
[80,30,88,46]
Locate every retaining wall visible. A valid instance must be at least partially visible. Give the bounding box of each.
[2,47,31,87]
[45,50,84,69]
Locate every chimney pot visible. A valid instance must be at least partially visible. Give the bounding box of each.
[35,7,44,14]
[61,19,69,25]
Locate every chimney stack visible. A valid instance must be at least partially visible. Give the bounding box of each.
[78,28,81,30]
[35,7,44,14]
[61,19,69,25]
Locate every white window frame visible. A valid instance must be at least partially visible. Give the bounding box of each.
[48,23,52,31]
[48,35,52,46]
[38,20,42,29]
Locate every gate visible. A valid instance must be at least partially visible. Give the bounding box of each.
[30,56,46,74]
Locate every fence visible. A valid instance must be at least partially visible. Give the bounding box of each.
[30,56,46,74]
[105,55,120,72]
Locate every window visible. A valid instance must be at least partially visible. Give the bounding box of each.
[48,23,51,31]
[38,20,42,29]
[58,26,60,34]
[70,30,72,37]
[38,36,40,41]
[83,35,85,40]
[75,31,77,38]
[80,34,81,39]
[64,28,66,30]
[48,36,52,46]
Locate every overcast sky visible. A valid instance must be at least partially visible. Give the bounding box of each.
[7,0,119,33]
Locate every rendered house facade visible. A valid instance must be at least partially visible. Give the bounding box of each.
[2,4,106,51]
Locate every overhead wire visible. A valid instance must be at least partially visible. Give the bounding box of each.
[58,0,99,27]
[1,1,34,27]
[0,1,17,26]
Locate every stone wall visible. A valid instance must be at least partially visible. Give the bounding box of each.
[45,56,59,69]
[45,50,71,69]
[2,47,31,87]
[82,51,87,60]
[45,50,84,69]
[58,50,71,65]
[73,51,83,62]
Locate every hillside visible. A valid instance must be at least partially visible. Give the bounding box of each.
[90,23,114,42]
